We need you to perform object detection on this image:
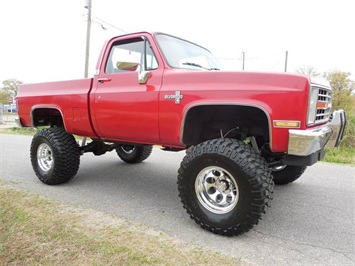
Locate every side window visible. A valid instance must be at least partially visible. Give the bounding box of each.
[105,37,158,74]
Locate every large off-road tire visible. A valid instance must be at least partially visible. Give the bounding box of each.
[115,145,153,163]
[30,127,80,185]
[272,165,307,185]
[178,138,274,236]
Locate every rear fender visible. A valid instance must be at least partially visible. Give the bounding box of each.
[31,105,66,130]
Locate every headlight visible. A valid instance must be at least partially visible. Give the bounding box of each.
[307,86,318,125]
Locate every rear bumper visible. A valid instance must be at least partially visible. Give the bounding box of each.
[15,116,25,127]
[284,110,346,166]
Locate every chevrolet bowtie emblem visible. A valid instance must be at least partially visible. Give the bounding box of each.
[164,91,184,104]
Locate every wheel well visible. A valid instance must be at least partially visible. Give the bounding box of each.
[182,105,270,147]
[32,108,64,128]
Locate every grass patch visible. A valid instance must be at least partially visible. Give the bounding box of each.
[323,146,355,165]
[0,126,37,135]
[0,182,246,266]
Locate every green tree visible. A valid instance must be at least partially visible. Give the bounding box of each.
[0,90,11,104]
[323,70,355,111]
[1,79,23,97]
[324,70,355,147]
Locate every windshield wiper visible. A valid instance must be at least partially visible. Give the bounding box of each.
[182,62,219,71]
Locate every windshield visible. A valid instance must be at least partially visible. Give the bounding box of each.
[155,33,220,71]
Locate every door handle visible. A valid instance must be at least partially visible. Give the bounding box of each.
[98,77,112,83]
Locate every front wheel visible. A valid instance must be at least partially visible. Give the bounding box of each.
[30,128,80,185]
[272,165,307,185]
[178,138,274,236]
[115,145,153,163]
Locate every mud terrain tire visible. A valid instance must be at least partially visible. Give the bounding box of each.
[178,138,274,236]
[30,128,80,185]
[115,145,153,163]
[272,165,307,185]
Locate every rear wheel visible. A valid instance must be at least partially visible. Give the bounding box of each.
[272,165,307,185]
[178,138,274,236]
[115,145,153,163]
[30,128,80,185]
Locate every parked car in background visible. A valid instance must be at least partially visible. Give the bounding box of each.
[4,104,17,113]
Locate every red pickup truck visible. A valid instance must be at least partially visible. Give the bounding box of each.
[17,32,346,236]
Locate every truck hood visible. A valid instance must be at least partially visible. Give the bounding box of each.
[163,69,313,92]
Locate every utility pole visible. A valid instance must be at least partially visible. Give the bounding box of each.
[242,52,245,71]
[284,50,288,72]
[84,0,92,78]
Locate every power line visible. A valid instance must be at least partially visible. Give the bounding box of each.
[94,16,127,33]
[217,51,289,72]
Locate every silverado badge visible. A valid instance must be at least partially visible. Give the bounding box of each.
[164,91,184,104]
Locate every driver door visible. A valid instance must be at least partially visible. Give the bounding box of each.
[92,35,162,143]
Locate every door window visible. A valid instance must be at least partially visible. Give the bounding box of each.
[105,37,158,74]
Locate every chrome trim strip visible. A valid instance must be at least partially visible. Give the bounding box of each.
[308,84,332,126]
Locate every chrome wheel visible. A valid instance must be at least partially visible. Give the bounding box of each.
[116,145,153,164]
[120,145,135,154]
[37,143,53,172]
[271,165,287,172]
[195,166,239,214]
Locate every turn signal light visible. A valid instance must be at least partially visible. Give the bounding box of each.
[273,120,300,128]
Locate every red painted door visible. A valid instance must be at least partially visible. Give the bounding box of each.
[92,36,162,143]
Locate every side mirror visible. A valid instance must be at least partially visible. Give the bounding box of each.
[115,55,151,84]
[138,71,150,84]
[116,55,139,71]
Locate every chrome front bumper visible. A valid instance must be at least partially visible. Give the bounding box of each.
[288,110,346,156]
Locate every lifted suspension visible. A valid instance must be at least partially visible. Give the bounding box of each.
[79,138,117,156]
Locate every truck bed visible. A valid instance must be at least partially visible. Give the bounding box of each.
[17,78,97,138]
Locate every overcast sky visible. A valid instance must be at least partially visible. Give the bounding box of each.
[0,0,354,84]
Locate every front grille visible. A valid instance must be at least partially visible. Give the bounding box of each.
[315,87,332,123]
